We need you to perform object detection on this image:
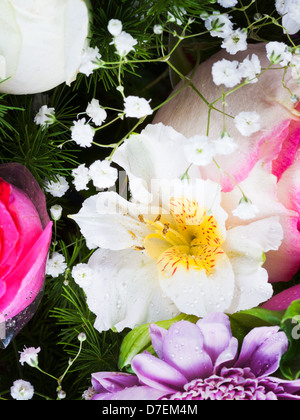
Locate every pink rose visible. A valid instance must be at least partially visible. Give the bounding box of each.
[0,163,52,347]
[154,43,300,311]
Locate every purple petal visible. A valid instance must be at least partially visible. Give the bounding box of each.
[149,323,168,359]
[162,320,213,381]
[196,313,234,365]
[132,352,187,393]
[91,372,140,394]
[268,376,300,397]
[214,336,239,374]
[107,385,169,400]
[235,327,289,377]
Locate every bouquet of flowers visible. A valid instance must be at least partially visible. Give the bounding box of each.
[0,0,300,402]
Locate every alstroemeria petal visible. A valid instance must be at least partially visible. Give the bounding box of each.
[227,267,273,313]
[85,248,179,333]
[112,123,192,190]
[162,320,213,381]
[132,352,187,393]
[224,217,283,267]
[159,253,235,317]
[69,191,149,250]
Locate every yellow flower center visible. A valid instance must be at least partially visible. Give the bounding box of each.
[139,197,225,277]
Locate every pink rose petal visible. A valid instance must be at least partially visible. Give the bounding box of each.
[263,284,300,311]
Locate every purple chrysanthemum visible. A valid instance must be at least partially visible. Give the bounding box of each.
[87,313,300,401]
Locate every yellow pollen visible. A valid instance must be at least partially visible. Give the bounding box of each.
[141,197,224,277]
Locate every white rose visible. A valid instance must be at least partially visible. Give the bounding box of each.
[0,0,91,94]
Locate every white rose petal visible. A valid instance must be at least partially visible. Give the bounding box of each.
[0,0,90,94]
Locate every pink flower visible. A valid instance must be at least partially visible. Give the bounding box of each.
[0,163,52,347]
[154,42,300,310]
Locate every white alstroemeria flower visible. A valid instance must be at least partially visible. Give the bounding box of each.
[70,123,285,333]
[0,0,90,94]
